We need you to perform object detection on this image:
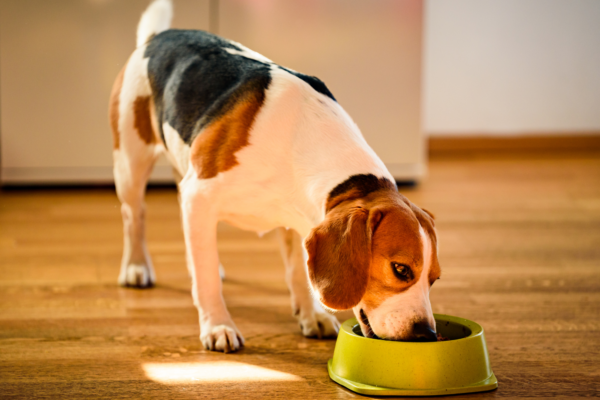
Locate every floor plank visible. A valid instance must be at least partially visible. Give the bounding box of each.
[1,151,599,398]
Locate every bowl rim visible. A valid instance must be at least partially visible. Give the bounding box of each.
[342,313,484,343]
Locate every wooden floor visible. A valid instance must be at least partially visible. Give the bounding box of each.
[1,151,599,399]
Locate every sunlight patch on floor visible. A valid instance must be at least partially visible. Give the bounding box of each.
[143,361,304,384]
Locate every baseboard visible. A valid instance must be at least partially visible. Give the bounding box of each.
[428,133,600,154]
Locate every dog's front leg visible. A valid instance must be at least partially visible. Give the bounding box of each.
[180,189,243,353]
[277,228,340,338]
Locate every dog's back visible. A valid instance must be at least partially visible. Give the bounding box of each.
[145,30,272,147]
[145,29,336,149]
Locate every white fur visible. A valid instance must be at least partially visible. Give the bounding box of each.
[162,121,190,177]
[137,0,173,48]
[189,66,394,237]
[354,225,435,340]
[224,46,273,64]
[161,64,394,236]
[113,46,160,288]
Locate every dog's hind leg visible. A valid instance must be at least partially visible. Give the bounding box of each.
[113,146,157,288]
[276,228,340,338]
[110,53,160,288]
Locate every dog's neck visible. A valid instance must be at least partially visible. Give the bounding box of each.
[325,174,398,213]
[281,95,395,236]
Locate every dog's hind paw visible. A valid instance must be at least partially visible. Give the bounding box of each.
[298,310,340,339]
[201,323,245,353]
[118,263,155,288]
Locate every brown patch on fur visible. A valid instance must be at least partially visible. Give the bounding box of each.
[421,208,435,220]
[305,203,376,310]
[428,255,442,284]
[360,196,425,310]
[307,186,441,312]
[190,80,266,179]
[109,66,126,149]
[133,96,156,144]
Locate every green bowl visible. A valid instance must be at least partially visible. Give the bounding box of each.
[328,314,498,396]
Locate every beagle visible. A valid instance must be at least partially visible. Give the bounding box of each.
[109,0,441,353]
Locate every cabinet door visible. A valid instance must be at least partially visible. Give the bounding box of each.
[218,0,425,180]
[0,0,208,184]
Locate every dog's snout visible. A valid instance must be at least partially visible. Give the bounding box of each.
[412,321,437,342]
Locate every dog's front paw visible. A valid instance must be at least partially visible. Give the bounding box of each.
[297,310,340,339]
[200,323,245,353]
[118,263,155,288]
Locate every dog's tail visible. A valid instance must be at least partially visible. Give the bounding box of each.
[137,0,173,48]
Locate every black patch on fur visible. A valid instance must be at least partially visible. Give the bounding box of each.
[328,174,397,207]
[144,29,272,146]
[279,67,336,101]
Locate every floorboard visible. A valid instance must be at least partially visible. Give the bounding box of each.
[1,151,599,398]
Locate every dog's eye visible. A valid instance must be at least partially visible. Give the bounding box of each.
[391,262,413,281]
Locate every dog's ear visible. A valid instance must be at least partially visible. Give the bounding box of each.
[421,208,435,221]
[401,197,435,228]
[305,205,383,310]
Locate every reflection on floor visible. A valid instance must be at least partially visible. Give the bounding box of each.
[143,361,303,384]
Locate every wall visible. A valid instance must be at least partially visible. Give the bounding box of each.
[424,0,600,136]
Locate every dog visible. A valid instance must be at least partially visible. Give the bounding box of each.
[109,0,441,353]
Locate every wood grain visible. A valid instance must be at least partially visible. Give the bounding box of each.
[1,151,599,398]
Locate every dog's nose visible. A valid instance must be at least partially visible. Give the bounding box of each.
[412,321,437,342]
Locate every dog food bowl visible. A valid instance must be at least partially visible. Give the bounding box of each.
[328,314,498,396]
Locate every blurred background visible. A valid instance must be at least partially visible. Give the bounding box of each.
[1,0,598,185]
